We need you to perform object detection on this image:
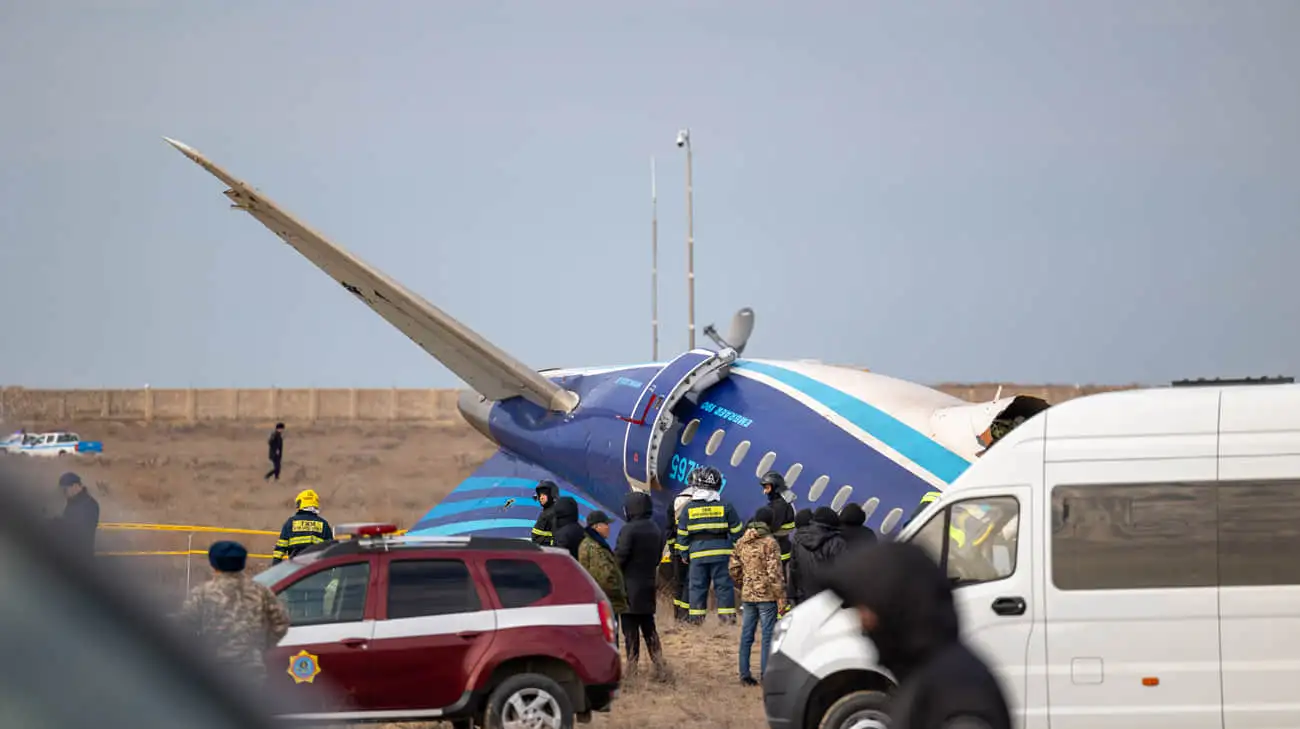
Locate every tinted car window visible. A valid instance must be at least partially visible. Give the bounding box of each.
[278,562,370,625]
[1218,479,1300,586]
[387,559,481,619]
[1051,482,1217,590]
[486,559,553,608]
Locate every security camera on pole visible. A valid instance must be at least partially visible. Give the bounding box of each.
[676,128,695,351]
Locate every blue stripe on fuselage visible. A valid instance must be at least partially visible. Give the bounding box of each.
[732,361,970,484]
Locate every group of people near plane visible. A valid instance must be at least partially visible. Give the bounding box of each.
[529,465,880,685]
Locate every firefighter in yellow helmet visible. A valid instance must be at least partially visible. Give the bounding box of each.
[272,489,334,563]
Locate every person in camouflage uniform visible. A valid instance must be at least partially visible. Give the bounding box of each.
[576,511,629,622]
[728,506,788,685]
[176,540,291,684]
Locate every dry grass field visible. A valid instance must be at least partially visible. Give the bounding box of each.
[3,419,768,729]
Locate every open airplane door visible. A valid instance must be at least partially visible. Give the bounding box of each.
[621,347,739,492]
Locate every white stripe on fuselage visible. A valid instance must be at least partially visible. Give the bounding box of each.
[731,367,949,491]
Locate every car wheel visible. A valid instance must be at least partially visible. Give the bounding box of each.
[819,689,891,729]
[484,672,575,729]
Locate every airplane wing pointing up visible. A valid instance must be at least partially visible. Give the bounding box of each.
[162,137,579,414]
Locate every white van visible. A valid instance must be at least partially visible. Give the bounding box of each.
[763,380,1300,729]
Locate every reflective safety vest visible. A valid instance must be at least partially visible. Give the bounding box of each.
[273,509,333,562]
[675,498,743,562]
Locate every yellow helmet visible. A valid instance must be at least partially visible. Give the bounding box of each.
[295,489,320,510]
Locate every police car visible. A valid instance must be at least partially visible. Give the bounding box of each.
[4,431,104,457]
[253,523,621,728]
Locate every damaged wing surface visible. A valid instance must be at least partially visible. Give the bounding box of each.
[162,137,578,413]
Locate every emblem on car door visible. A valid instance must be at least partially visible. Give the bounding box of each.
[287,650,321,684]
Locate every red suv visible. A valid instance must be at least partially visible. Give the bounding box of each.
[252,523,621,728]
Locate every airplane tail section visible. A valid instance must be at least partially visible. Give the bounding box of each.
[409,449,620,538]
[162,138,578,414]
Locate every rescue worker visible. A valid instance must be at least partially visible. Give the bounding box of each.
[176,540,291,685]
[577,510,628,631]
[788,506,847,604]
[264,422,284,481]
[51,472,99,561]
[531,479,560,546]
[759,471,797,567]
[668,485,697,621]
[838,503,878,545]
[551,496,585,559]
[728,506,786,685]
[905,490,942,528]
[616,491,666,675]
[821,541,1012,729]
[676,465,743,625]
[272,489,333,563]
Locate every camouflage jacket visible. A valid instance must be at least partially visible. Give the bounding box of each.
[577,529,629,613]
[728,522,787,604]
[176,572,291,674]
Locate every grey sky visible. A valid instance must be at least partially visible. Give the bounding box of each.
[2,1,1297,389]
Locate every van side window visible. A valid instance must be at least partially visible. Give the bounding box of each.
[910,496,1020,587]
[1050,483,1217,590]
[1218,480,1300,587]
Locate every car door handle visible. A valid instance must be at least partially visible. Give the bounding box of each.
[341,638,368,648]
[991,597,1026,616]
[456,631,482,640]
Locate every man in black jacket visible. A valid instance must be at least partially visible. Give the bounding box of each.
[531,480,560,546]
[838,503,878,545]
[615,491,667,675]
[551,497,585,559]
[821,541,1012,729]
[759,471,797,566]
[788,506,847,604]
[264,423,284,481]
[53,472,99,561]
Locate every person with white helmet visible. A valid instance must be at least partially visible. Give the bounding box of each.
[272,489,333,563]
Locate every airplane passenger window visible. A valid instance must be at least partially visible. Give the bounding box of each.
[706,429,726,456]
[861,497,880,520]
[730,440,751,467]
[879,508,904,535]
[784,463,803,488]
[681,419,700,446]
[809,475,830,501]
[755,451,777,478]
[831,485,853,512]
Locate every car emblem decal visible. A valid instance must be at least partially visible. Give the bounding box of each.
[288,650,321,684]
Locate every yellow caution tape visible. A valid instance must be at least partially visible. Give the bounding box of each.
[98,550,276,559]
[101,522,278,536]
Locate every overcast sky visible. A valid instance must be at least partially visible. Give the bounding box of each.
[2,1,1297,389]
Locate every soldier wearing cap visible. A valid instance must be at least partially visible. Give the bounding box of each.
[176,541,291,683]
[51,472,99,561]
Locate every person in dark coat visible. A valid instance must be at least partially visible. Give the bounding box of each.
[52,472,99,561]
[759,471,797,565]
[838,503,877,545]
[264,422,284,481]
[821,541,1012,729]
[788,506,847,604]
[615,491,666,674]
[793,508,814,530]
[531,480,561,546]
[551,496,585,559]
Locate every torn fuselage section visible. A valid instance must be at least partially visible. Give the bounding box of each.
[976,395,1051,453]
[929,394,1052,460]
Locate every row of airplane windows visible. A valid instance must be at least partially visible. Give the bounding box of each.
[679,418,909,535]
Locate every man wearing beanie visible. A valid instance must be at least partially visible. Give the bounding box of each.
[176,540,291,683]
[788,506,848,604]
[728,506,787,685]
[838,503,878,545]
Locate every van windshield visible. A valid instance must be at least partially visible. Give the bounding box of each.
[910,498,1019,586]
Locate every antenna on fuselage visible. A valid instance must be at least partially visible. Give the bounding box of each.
[651,156,659,361]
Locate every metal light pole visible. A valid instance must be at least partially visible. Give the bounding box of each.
[650,157,659,361]
[677,128,695,350]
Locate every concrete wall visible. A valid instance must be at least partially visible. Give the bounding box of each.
[0,383,1139,425]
